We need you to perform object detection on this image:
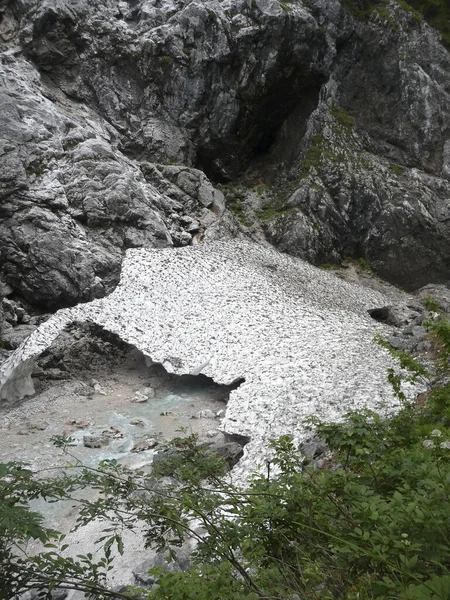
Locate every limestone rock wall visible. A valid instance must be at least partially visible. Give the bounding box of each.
[264,9,450,290]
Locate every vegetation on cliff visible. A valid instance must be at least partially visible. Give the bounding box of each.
[407,0,450,47]
[344,0,450,47]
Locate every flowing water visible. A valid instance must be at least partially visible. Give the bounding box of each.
[0,346,235,538]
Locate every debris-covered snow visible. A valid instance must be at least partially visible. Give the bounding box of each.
[0,241,412,477]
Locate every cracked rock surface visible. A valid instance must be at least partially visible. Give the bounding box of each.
[0,241,419,478]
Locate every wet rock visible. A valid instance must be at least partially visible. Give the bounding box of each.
[130,418,145,426]
[2,300,17,327]
[83,435,108,448]
[299,436,328,462]
[131,393,148,404]
[65,420,89,429]
[102,426,124,439]
[193,409,216,420]
[367,304,420,328]
[387,335,406,350]
[92,380,108,395]
[43,368,68,380]
[171,230,192,247]
[208,441,244,469]
[0,282,13,297]
[29,315,50,327]
[32,364,45,377]
[28,421,49,432]
[131,438,158,453]
[132,387,155,402]
[16,420,49,435]
[416,341,432,352]
[15,306,26,321]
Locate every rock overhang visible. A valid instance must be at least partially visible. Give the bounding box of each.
[0,240,417,477]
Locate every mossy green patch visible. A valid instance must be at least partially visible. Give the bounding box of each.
[342,0,387,20]
[159,55,176,66]
[404,0,450,48]
[299,104,365,179]
[330,106,355,130]
[358,257,372,271]
[217,185,251,226]
[26,158,46,177]
[389,163,405,176]
[63,138,81,151]
[343,0,448,47]
[279,2,293,12]
[227,198,249,225]
[256,201,292,221]
[343,0,422,30]
[301,133,346,172]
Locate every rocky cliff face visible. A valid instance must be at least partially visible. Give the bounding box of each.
[0,0,449,309]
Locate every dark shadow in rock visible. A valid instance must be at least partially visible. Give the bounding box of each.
[195,73,324,183]
[367,306,391,324]
[32,322,245,450]
[35,321,131,383]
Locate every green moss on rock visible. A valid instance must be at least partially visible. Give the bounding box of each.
[405,0,450,48]
[343,0,449,48]
[390,163,405,176]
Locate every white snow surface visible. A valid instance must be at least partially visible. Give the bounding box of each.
[0,240,410,477]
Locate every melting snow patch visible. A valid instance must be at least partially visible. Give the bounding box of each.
[0,241,417,479]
